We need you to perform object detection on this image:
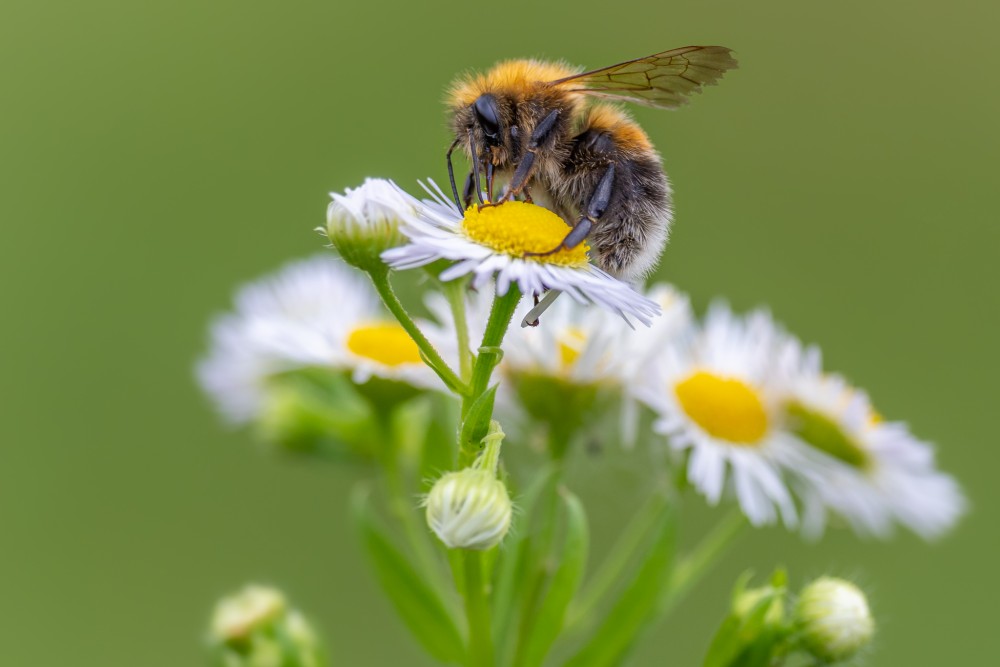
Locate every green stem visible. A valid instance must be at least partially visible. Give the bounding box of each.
[367,267,468,395]
[661,509,747,613]
[442,278,473,382]
[457,285,522,466]
[565,490,669,631]
[463,550,495,667]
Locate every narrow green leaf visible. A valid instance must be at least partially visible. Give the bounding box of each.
[516,488,589,667]
[564,505,676,667]
[492,465,559,667]
[351,486,465,664]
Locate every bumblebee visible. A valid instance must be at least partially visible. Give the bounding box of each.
[446,46,737,282]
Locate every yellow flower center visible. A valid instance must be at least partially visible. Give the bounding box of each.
[674,371,769,444]
[346,323,422,367]
[461,201,590,267]
[557,327,587,370]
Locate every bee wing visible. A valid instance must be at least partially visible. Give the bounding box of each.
[548,46,737,109]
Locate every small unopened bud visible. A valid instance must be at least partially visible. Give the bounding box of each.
[733,584,785,628]
[209,585,325,667]
[795,577,874,663]
[425,421,512,550]
[324,179,408,272]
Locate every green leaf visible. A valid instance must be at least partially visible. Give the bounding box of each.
[458,384,499,465]
[515,488,589,667]
[351,485,465,664]
[703,571,788,667]
[492,465,560,667]
[564,505,676,667]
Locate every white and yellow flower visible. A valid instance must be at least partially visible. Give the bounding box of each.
[381,181,661,326]
[777,343,966,540]
[197,256,441,424]
[633,303,800,527]
[324,178,410,271]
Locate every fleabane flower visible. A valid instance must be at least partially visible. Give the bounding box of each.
[197,256,441,424]
[209,585,325,667]
[633,303,799,527]
[794,577,874,663]
[324,178,410,272]
[777,343,966,540]
[425,422,513,550]
[380,181,661,326]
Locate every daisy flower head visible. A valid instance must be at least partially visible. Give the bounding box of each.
[633,303,800,527]
[380,181,661,326]
[503,293,630,385]
[777,343,966,540]
[197,256,442,425]
[324,178,412,272]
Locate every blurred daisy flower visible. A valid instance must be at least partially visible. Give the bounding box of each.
[380,181,661,326]
[197,256,441,425]
[633,304,801,527]
[777,343,966,539]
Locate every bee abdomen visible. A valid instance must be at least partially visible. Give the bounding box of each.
[552,111,673,283]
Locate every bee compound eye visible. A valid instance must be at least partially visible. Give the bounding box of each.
[473,95,501,140]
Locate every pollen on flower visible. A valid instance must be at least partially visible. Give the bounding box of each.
[674,371,769,444]
[461,201,590,267]
[346,323,422,367]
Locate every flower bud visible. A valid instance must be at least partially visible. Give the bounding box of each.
[795,577,874,663]
[324,178,409,272]
[425,421,512,550]
[209,585,326,667]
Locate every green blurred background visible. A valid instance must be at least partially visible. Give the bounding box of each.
[2,0,997,664]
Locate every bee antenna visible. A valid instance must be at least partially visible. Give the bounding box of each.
[445,136,464,214]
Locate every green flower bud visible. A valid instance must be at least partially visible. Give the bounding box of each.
[324,179,408,272]
[209,585,326,667]
[425,421,512,550]
[795,577,874,663]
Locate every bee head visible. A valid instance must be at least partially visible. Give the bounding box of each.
[472,94,502,145]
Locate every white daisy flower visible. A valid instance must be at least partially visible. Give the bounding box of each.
[633,303,800,527]
[503,294,628,385]
[777,343,966,540]
[197,256,442,424]
[380,181,661,326]
[324,178,410,271]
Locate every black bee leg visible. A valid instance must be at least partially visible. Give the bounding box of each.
[467,130,486,207]
[486,160,495,203]
[446,136,464,213]
[524,164,614,258]
[497,109,560,204]
[522,186,533,204]
[462,171,476,209]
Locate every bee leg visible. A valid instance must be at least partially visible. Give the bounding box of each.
[524,164,614,257]
[467,130,486,207]
[522,186,533,204]
[446,136,464,213]
[462,171,477,209]
[497,109,561,204]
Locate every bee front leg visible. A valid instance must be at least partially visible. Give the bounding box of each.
[524,163,614,258]
[497,109,561,204]
[462,171,477,209]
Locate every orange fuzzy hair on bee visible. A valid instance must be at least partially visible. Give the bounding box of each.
[584,105,654,152]
[447,59,581,107]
